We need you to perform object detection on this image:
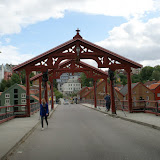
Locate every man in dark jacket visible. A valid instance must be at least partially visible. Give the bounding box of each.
[104,93,111,112]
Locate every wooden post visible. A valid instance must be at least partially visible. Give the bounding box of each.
[51,80,54,110]
[39,78,42,104]
[45,81,48,104]
[105,77,108,94]
[26,69,30,117]
[110,79,116,114]
[127,68,132,113]
[93,80,97,108]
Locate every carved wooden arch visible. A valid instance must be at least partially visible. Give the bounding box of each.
[13,30,142,116]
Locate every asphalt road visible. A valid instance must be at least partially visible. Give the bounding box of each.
[9,104,160,160]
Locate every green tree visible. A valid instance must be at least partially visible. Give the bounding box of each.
[54,88,63,100]
[131,74,141,83]
[119,74,127,85]
[151,70,160,81]
[80,73,93,87]
[11,73,21,85]
[140,66,154,82]
[0,79,7,92]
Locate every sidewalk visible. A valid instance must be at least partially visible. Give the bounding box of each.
[0,104,58,160]
[82,103,160,130]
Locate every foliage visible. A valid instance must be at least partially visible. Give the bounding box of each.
[54,88,63,100]
[131,74,141,83]
[151,70,160,81]
[118,74,127,85]
[80,73,93,87]
[11,73,21,85]
[0,71,35,92]
[140,66,154,82]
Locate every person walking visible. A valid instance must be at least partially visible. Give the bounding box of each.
[104,93,111,112]
[40,98,49,131]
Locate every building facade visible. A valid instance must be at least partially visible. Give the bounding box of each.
[0,84,38,110]
[148,82,160,104]
[62,78,81,95]
[57,72,81,92]
[0,64,4,83]
[120,82,154,101]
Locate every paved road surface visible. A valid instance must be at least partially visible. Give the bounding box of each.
[9,104,160,160]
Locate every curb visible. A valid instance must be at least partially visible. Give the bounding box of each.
[82,104,160,131]
[1,105,58,160]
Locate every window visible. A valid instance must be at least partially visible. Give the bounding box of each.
[146,96,149,100]
[21,99,26,104]
[14,100,18,105]
[14,95,18,98]
[14,107,18,112]
[7,107,10,112]
[14,89,18,93]
[21,93,26,98]
[5,93,10,98]
[157,93,160,97]
[5,99,10,105]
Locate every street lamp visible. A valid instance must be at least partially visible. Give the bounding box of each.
[76,46,80,62]
[76,46,80,56]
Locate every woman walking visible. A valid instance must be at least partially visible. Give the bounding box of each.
[40,98,49,130]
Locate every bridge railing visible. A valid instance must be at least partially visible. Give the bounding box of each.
[31,102,40,115]
[0,102,40,124]
[80,99,160,116]
[0,106,15,124]
[14,102,40,117]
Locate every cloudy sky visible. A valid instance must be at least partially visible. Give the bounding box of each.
[0,0,160,68]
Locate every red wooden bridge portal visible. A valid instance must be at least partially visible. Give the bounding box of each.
[13,29,142,116]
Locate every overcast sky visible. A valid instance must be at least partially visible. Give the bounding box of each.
[0,0,160,68]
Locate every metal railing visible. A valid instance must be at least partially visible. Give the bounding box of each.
[0,106,15,124]
[80,99,160,116]
[31,102,40,115]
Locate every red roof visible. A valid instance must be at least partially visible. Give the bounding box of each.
[31,95,39,101]
[13,32,142,72]
[148,83,160,90]
[18,84,35,95]
[157,80,160,84]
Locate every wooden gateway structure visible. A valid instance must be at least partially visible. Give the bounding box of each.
[13,29,142,116]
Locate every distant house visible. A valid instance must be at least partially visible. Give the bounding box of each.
[82,80,123,102]
[120,82,154,101]
[144,80,157,88]
[148,82,160,104]
[77,86,90,100]
[0,84,39,109]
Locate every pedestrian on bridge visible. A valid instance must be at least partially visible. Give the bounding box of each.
[40,98,49,131]
[104,93,111,112]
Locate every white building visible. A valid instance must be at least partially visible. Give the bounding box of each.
[0,64,4,83]
[62,78,81,95]
[57,72,81,92]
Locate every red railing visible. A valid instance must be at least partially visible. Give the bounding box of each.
[0,102,40,123]
[0,106,15,124]
[80,99,160,116]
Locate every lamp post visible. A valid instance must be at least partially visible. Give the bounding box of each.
[76,46,80,62]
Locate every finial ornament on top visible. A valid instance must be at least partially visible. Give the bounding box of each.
[73,28,82,39]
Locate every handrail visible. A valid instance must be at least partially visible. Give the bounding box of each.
[80,99,160,116]
[0,106,15,124]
